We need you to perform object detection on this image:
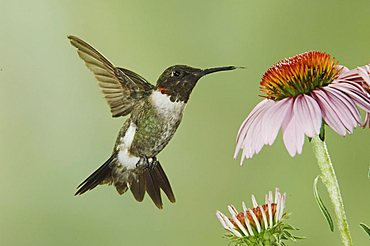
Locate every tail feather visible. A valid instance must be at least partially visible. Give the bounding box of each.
[130,173,146,202]
[75,156,114,195]
[151,162,176,203]
[114,181,129,195]
[144,168,162,209]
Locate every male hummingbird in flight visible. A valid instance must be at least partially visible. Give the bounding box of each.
[68,35,237,209]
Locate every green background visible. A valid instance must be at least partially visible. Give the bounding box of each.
[1,0,369,245]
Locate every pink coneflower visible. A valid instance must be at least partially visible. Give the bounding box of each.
[234,52,370,163]
[216,188,300,245]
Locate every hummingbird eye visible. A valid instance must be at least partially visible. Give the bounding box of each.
[171,70,182,77]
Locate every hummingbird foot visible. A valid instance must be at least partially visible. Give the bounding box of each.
[136,156,158,169]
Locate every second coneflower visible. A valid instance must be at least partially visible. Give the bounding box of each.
[216,188,300,245]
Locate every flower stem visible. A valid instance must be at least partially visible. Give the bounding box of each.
[311,136,353,246]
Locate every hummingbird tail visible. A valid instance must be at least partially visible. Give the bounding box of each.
[129,159,175,209]
[74,155,115,196]
[75,155,175,209]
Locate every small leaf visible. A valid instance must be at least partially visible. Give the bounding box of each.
[360,223,370,237]
[313,176,334,232]
[282,223,298,231]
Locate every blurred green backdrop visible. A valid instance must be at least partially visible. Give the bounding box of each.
[0,0,369,245]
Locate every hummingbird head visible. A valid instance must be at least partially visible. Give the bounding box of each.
[156,65,237,103]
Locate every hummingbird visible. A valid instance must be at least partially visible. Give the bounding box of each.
[68,35,237,209]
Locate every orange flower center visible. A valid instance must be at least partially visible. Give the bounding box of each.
[231,203,277,228]
[260,51,340,101]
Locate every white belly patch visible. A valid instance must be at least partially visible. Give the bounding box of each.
[117,122,140,169]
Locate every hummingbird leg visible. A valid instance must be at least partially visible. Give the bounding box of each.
[135,157,147,169]
[146,157,158,169]
[148,157,157,167]
[136,156,157,169]
[151,157,159,167]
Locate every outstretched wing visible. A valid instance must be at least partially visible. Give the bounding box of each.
[68,35,155,117]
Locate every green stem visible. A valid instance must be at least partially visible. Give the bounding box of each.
[311,136,353,246]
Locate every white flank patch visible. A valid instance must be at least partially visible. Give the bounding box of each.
[118,150,140,169]
[117,122,140,169]
[122,122,136,147]
[150,91,185,116]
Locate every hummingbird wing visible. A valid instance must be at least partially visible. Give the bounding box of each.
[68,35,155,117]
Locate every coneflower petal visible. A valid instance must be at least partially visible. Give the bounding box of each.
[359,64,370,75]
[281,100,305,156]
[326,87,361,128]
[216,211,230,229]
[217,211,242,237]
[221,213,243,237]
[232,214,249,236]
[244,216,255,236]
[248,208,262,233]
[325,86,361,125]
[248,102,280,157]
[293,94,322,137]
[363,113,370,128]
[275,194,281,224]
[268,191,273,203]
[236,99,273,144]
[242,201,248,213]
[274,188,279,203]
[261,98,291,145]
[336,66,357,81]
[279,193,287,220]
[252,195,258,208]
[259,204,269,230]
[357,65,370,85]
[336,65,350,75]
[235,99,275,161]
[228,205,238,216]
[312,89,347,136]
[267,199,273,228]
[324,90,358,133]
[333,83,370,113]
[337,65,370,85]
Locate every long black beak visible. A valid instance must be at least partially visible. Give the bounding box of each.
[203,66,238,75]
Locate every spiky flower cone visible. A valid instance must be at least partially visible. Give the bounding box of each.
[216,188,301,245]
